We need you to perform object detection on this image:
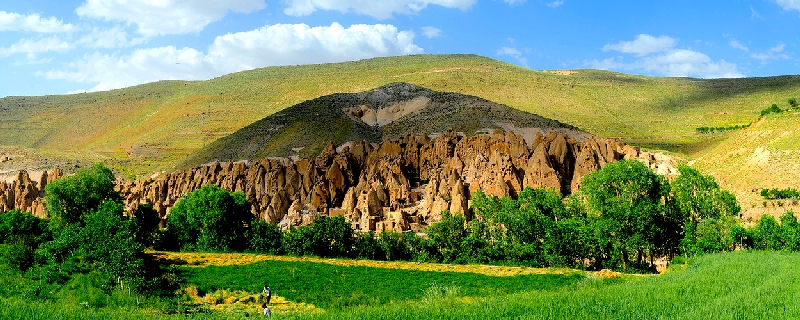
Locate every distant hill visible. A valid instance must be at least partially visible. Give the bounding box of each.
[184,82,583,166]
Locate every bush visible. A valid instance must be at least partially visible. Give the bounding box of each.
[760,188,800,200]
[760,103,783,117]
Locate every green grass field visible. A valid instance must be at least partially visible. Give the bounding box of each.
[178,259,587,310]
[3,251,800,319]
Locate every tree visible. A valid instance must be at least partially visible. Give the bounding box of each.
[672,165,739,223]
[425,211,466,263]
[166,185,252,252]
[0,209,51,272]
[307,216,353,257]
[579,159,671,271]
[247,219,283,254]
[44,164,121,231]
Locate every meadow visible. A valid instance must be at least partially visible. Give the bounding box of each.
[2,250,799,319]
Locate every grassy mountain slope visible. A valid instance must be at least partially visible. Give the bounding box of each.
[0,54,797,207]
[184,82,579,165]
[692,111,800,217]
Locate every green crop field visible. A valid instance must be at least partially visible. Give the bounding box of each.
[2,251,799,319]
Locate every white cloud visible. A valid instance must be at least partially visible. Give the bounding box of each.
[0,36,72,57]
[45,47,215,92]
[504,0,527,4]
[45,23,423,92]
[602,34,676,56]
[421,26,442,38]
[775,0,800,12]
[729,39,749,51]
[283,0,476,19]
[76,0,266,36]
[750,6,762,19]
[77,27,146,49]
[750,43,791,63]
[0,11,76,33]
[591,34,743,78]
[547,0,564,8]
[497,46,528,67]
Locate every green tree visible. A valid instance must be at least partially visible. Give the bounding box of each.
[0,210,51,272]
[780,211,800,251]
[307,216,353,257]
[425,211,466,263]
[247,219,283,254]
[672,165,740,223]
[750,215,784,250]
[166,185,252,252]
[44,164,121,231]
[579,159,670,271]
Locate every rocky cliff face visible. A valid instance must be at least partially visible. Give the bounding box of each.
[0,168,61,218]
[117,128,644,232]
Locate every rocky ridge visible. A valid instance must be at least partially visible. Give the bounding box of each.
[118,128,655,232]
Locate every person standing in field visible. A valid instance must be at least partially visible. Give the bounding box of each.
[263,285,272,304]
[262,303,271,317]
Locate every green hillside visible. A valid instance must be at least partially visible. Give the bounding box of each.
[0,54,797,209]
[183,82,579,166]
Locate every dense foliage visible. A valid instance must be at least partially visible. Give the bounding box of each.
[165,185,251,252]
[1,164,174,302]
[760,187,800,200]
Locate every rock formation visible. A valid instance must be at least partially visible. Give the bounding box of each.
[1,129,676,233]
[116,128,640,231]
[0,168,61,218]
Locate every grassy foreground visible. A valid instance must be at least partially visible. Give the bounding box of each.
[2,251,800,319]
[289,251,800,320]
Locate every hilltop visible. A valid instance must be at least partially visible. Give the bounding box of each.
[184,82,584,166]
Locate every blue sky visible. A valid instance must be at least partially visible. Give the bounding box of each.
[1,0,798,97]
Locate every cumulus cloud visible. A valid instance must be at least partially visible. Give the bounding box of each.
[0,36,72,57]
[77,27,146,49]
[45,47,215,92]
[76,0,266,36]
[750,43,791,63]
[602,34,676,56]
[591,34,743,78]
[45,23,423,92]
[0,11,75,33]
[283,0,476,19]
[421,26,442,38]
[775,0,800,12]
